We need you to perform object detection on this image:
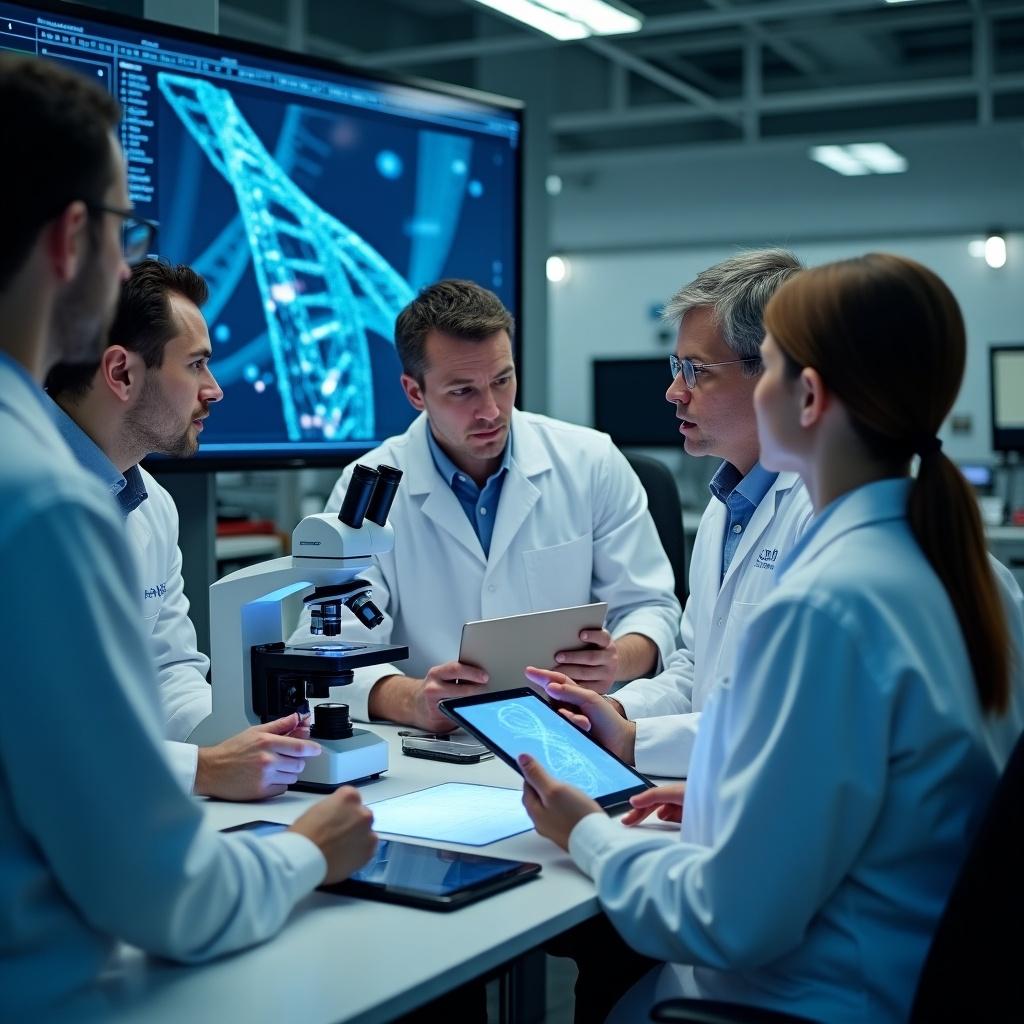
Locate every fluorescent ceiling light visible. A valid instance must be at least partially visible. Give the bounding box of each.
[809,145,871,176]
[470,0,642,41]
[809,142,908,176]
[845,143,908,174]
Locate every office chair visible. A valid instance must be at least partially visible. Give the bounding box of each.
[650,727,1024,1024]
[625,453,688,606]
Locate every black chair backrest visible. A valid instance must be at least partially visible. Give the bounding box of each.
[910,726,1024,1019]
[625,452,688,606]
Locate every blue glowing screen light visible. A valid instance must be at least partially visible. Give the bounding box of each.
[0,1,521,465]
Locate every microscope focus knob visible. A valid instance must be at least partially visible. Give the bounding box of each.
[310,702,354,740]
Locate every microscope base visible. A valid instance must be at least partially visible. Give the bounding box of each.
[295,728,389,790]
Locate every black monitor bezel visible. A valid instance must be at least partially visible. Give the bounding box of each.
[989,344,1024,454]
[10,0,524,472]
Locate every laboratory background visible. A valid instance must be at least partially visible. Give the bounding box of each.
[122,0,1024,653]
[3,1,1024,1022]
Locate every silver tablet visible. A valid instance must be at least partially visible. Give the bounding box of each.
[458,602,608,693]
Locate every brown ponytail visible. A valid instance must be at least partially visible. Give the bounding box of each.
[764,253,1009,714]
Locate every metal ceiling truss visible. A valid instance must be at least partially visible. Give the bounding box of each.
[219,0,1024,156]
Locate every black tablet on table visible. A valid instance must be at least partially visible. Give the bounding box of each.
[221,822,540,911]
[438,687,653,811]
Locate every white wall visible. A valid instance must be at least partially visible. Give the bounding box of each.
[548,232,1024,464]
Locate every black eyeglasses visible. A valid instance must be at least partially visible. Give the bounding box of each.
[87,203,159,266]
[669,353,761,390]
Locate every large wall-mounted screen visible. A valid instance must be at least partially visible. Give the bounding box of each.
[1,1,522,467]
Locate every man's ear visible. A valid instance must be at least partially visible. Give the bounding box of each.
[400,373,426,412]
[99,345,144,404]
[799,367,829,429]
[45,201,90,283]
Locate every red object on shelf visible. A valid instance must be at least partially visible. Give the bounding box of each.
[1011,508,1024,527]
[216,519,278,536]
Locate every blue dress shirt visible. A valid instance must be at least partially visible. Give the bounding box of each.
[709,460,778,583]
[425,427,512,557]
[49,401,148,518]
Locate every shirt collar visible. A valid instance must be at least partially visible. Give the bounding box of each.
[0,352,51,419]
[49,399,148,517]
[425,425,513,488]
[709,460,777,508]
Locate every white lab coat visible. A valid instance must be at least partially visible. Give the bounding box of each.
[292,410,681,720]
[0,357,325,1018]
[127,468,212,790]
[570,478,1024,1024]
[615,470,813,776]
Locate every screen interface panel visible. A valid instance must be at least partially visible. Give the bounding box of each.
[1,3,520,459]
[456,694,644,800]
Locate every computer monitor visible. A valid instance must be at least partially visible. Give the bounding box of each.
[592,357,680,448]
[1,0,522,468]
[990,345,1024,453]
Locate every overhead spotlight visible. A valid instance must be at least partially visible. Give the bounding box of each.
[547,255,570,283]
[984,234,1007,269]
[545,173,563,196]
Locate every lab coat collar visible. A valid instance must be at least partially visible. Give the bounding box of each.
[778,476,911,584]
[718,469,801,591]
[402,410,553,567]
[0,354,73,462]
[403,409,551,496]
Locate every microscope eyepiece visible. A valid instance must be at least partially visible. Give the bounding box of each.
[338,464,379,528]
[364,464,403,526]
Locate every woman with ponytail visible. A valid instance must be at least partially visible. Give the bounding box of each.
[519,254,1023,1023]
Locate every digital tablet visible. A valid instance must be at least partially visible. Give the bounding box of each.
[439,688,652,811]
[221,822,540,911]
[322,839,540,911]
[458,602,608,693]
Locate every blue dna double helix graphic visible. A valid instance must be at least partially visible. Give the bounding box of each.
[157,72,415,442]
[497,702,604,796]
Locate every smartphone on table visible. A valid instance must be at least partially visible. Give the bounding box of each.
[399,730,494,764]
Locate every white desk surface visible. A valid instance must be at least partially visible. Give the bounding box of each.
[96,724,604,1024]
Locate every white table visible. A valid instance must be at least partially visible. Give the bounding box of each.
[96,725,603,1024]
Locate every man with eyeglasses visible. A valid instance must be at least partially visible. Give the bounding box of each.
[46,259,319,801]
[529,250,816,781]
[0,55,377,1017]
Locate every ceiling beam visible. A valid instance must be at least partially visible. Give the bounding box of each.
[552,118,1024,173]
[703,0,822,79]
[552,71,1024,135]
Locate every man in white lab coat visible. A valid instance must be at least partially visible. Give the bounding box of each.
[46,259,320,800]
[542,250,814,782]
[0,54,375,1018]
[295,279,681,731]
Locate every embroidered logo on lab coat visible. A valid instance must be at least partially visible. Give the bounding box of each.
[144,581,168,600]
[754,547,779,570]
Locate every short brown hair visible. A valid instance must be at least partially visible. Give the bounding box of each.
[46,259,209,399]
[395,279,514,382]
[0,54,120,290]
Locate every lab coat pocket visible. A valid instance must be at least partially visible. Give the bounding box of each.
[719,600,762,679]
[522,533,593,611]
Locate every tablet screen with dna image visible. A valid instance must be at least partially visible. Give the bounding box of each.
[443,689,652,811]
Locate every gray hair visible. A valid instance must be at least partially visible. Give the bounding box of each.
[663,248,802,374]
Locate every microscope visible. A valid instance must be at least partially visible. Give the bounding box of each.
[189,464,408,790]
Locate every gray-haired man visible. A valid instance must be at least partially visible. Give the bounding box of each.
[529,250,815,779]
